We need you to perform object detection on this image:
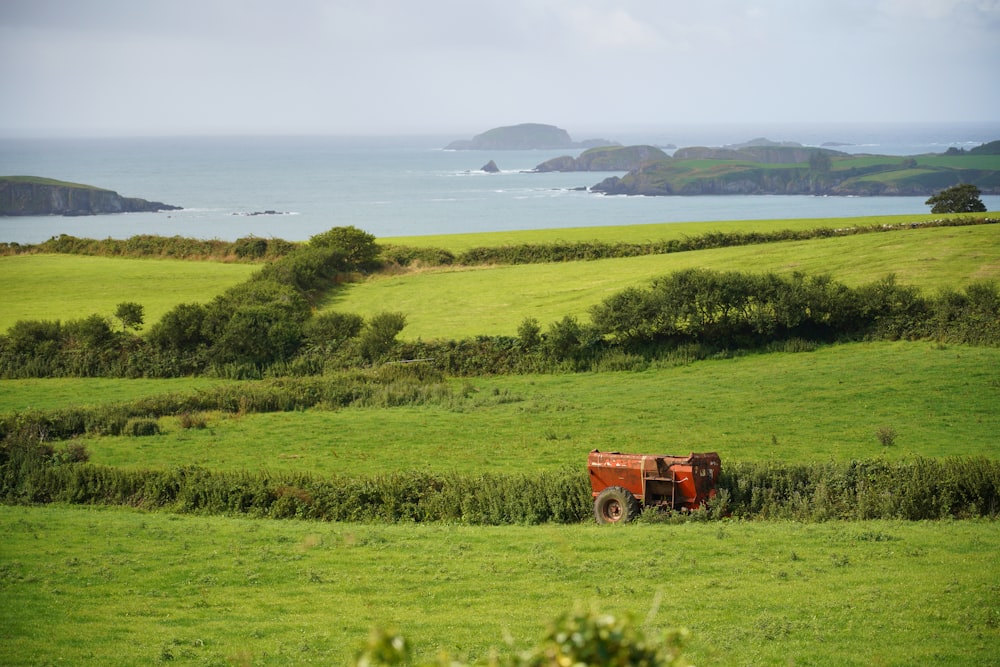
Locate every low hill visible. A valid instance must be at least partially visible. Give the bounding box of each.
[533,145,668,172]
[0,176,180,216]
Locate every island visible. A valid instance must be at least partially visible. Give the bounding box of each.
[588,139,1000,197]
[445,123,617,151]
[0,176,181,216]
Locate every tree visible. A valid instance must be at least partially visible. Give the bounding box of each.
[147,303,208,353]
[309,225,380,270]
[357,312,407,362]
[925,184,987,214]
[114,302,144,331]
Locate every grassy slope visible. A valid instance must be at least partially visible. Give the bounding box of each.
[63,343,1000,475]
[340,223,1000,340]
[2,505,997,666]
[0,254,258,333]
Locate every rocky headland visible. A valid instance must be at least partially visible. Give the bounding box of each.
[0,176,181,216]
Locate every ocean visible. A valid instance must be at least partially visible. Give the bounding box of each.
[2,122,999,245]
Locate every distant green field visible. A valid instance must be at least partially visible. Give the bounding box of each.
[380,213,984,252]
[2,216,994,339]
[339,223,1000,340]
[2,505,997,666]
[0,254,257,333]
[68,342,1000,476]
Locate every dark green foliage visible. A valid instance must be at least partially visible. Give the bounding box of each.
[5,319,62,356]
[147,303,209,353]
[302,312,364,354]
[929,281,1000,345]
[209,304,304,367]
[3,444,997,522]
[309,225,380,270]
[113,302,144,331]
[3,233,296,261]
[122,418,160,437]
[253,246,347,298]
[925,184,987,213]
[231,236,268,259]
[517,317,542,350]
[62,314,115,351]
[357,312,407,363]
[378,244,455,268]
[589,269,943,348]
[544,316,597,363]
[0,371,454,443]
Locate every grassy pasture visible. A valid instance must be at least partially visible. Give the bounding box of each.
[70,343,1000,476]
[0,376,229,413]
[335,223,1000,340]
[379,213,982,253]
[0,254,257,333]
[1,504,997,666]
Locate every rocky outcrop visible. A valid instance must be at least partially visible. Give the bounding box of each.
[481,160,500,173]
[534,145,669,172]
[445,123,617,150]
[0,176,181,216]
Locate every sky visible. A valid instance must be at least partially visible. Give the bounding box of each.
[1,0,999,137]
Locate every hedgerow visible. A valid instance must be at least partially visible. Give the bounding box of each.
[452,217,998,266]
[2,428,997,523]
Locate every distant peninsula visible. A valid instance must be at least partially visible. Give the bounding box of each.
[587,139,1000,197]
[445,123,616,151]
[0,176,181,217]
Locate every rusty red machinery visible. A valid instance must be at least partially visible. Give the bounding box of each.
[587,449,722,523]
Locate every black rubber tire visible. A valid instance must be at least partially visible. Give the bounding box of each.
[594,486,640,524]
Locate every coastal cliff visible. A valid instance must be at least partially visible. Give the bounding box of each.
[590,142,1000,197]
[0,176,181,216]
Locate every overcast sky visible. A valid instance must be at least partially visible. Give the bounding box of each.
[1,0,998,137]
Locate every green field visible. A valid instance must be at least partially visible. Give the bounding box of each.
[1,505,997,666]
[381,213,985,252]
[9,342,991,476]
[0,254,257,333]
[2,216,995,340]
[2,215,999,666]
[341,223,1000,340]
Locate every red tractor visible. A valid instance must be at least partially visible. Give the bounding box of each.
[588,450,721,524]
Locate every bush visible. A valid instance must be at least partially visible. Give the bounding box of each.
[122,418,160,437]
[309,225,380,270]
[177,412,208,430]
[352,608,690,667]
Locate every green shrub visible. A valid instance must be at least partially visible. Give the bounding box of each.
[122,418,160,437]
[351,608,690,667]
[177,412,208,430]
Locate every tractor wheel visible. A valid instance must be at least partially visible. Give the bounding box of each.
[594,486,640,524]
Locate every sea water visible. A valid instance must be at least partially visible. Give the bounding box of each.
[1,123,998,245]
